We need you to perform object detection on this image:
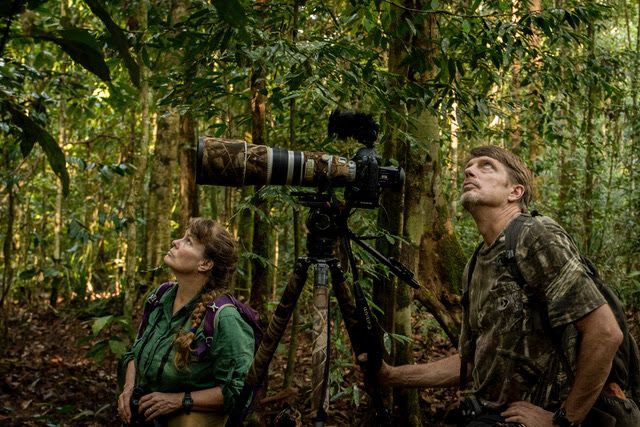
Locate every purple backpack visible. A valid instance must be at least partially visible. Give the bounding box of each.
[137,282,262,358]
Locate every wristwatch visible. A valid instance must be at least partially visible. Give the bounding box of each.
[182,391,193,414]
[552,407,581,427]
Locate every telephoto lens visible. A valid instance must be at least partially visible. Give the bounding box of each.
[196,137,357,187]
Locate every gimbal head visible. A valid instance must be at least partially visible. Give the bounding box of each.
[291,190,419,289]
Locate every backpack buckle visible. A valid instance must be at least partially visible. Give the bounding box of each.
[207,302,219,311]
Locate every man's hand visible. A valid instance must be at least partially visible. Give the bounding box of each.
[138,391,182,421]
[357,353,393,386]
[501,401,554,427]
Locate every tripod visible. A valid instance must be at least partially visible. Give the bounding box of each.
[235,190,419,426]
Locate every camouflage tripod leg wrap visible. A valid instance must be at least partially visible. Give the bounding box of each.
[311,261,331,418]
[245,257,312,387]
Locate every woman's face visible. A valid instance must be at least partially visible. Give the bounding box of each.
[164,230,210,274]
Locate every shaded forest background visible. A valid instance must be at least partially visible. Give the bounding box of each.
[1,0,639,426]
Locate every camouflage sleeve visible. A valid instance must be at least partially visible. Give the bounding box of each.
[517,218,606,329]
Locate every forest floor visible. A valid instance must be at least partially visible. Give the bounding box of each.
[0,298,637,427]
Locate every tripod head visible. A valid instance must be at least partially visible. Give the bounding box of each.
[291,189,420,289]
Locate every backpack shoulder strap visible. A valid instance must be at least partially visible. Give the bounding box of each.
[460,242,483,388]
[137,282,175,338]
[503,213,534,292]
[195,294,262,359]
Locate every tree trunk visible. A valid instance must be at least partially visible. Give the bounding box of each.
[284,1,302,386]
[52,0,68,307]
[384,3,468,423]
[179,114,198,233]
[526,0,544,164]
[124,0,150,311]
[249,66,271,315]
[448,102,460,218]
[146,112,179,283]
[235,187,254,299]
[582,24,597,253]
[0,145,16,350]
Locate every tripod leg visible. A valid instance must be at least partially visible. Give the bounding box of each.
[245,257,311,389]
[311,261,330,425]
[330,260,392,426]
[329,260,371,360]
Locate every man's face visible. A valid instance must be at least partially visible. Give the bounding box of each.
[460,155,516,211]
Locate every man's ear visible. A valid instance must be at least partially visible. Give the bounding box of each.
[198,259,214,273]
[508,184,525,203]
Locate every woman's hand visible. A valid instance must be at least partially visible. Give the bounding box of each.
[117,385,134,423]
[138,391,183,421]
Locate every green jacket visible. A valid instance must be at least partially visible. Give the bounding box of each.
[122,285,255,413]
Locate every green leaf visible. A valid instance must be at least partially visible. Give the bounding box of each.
[92,315,113,336]
[352,384,361,407]
[83,0,140,88]
[462,20,471,34]
[213,0,247,26]
[404,17,417,36]
[212,0,250,42]
[1,98,70,195]
[40,28,111,82]
[108,339,128,357]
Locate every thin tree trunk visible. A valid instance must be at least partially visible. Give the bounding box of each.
[448,102,460,217]
[179,114,198,233]
[284,0,301,389]
[0,146,16,350]
[509,0,522,152]
[526,0,544,163]
[51,0,68,307]
[235,186,254,298]
[249,66,270,315]
[124,0,150,312]
[147,112,178,279]
[582,24,597,253]
[382,4,412,421]
[247,7,273,419]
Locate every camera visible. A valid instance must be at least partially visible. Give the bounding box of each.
[129,386,154,427]
[195,110,404,208]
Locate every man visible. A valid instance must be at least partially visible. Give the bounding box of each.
[374,146,623,427]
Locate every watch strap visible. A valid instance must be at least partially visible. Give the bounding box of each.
[182,391,193,414]
[552,407,581,427]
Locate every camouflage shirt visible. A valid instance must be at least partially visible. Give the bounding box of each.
[459,214,606,409]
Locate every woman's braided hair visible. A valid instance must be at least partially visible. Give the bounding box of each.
[173,218,239,370]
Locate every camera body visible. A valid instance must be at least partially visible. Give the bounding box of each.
[129,386,154,427]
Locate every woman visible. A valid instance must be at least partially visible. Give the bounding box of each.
[118,218,255,426]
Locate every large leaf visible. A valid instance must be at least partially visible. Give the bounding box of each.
[83,0,140,88]
[38,28,111,83]
[2,98,70,195]
[212,0,250,42]
[92,315,114,336]
[212,0,247,26]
